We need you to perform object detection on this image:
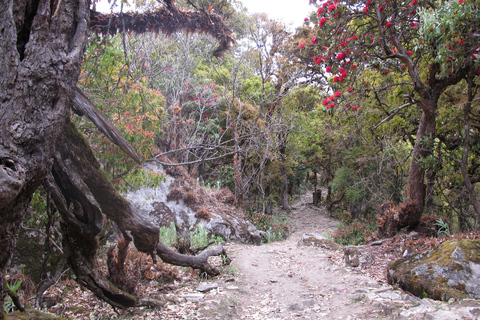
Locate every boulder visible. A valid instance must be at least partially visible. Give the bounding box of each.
[124,160,262,245]
[387,239,480,301]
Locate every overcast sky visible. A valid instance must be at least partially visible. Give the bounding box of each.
[240,0,313,29]
[95,0,314,30]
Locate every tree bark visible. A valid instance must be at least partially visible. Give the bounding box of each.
[0,0,89,315]
[0,0,235,313]
[46,119,226,308]
[405,108,436,227]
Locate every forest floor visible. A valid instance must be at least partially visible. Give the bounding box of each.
[41,193,480,319]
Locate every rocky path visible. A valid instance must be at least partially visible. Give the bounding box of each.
[194,194,480,320]
[43,192,480,319]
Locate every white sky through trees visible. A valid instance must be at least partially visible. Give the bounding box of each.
[241,0,313,29]
[94,0,314,30]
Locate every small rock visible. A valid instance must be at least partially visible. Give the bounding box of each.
[196,283,219,292]
[182,293,205,302]
[226,286,239,290]
[403,293,419,303]
[378,291,402,300]
[350,293,364,301]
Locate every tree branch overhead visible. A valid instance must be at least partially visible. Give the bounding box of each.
[89,5,235,57]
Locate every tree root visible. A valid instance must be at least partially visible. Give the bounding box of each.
[44,119,227,309]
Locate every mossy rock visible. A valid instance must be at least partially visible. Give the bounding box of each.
[6,309,67,320]
[387,239,480,301]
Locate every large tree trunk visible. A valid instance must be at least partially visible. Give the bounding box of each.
[45,119,226,308]
[0,0,235,314]
[0,0,89,316]
[405,108,436,226]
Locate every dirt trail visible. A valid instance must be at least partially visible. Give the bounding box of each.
[196,194,398,320]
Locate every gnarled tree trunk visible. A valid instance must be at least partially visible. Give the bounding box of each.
[45,119,226,308]
[0,0,89,316]
[0,0,235,314]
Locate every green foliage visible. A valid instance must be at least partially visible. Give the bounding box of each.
[434,218,450,237]
[4,279,23,314]
[77,35,166,179]
[159,222,224,248]
[114,167,166,193]
[159,222,177,246]
[26,188,49,228]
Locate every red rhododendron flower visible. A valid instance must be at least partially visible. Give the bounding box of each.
[334,91,341,97]
[385,70,390,75]
[346,104,350,108]
[459,0,465,4]
[328,4,336,11]
[352,35,358,40]
[340,41,347,47]
[323,99,328,106]
[379,6,384,12]
[407,50,413,55]
[385,22,393,27]
[329,103,335,108]
[304,17,309,22]
[299,43,306,49]
[316,58,322,65]
[319,17,327,28]
[352,105,358,111]
[351,64,357,69]
[221,129,225,133]
[312,36,317,44]
[363,5,369,13]
[326,66,333,72]
[318,7,324,14]
[347,87,352,93]
[459,40,465,45]
[336,52,346,60]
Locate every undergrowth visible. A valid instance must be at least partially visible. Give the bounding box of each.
[333,217,376,246]
[159,222,224,248]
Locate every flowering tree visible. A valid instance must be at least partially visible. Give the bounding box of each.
[299,0,480,231]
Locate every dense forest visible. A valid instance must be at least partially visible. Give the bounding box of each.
[0,0,479,318]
